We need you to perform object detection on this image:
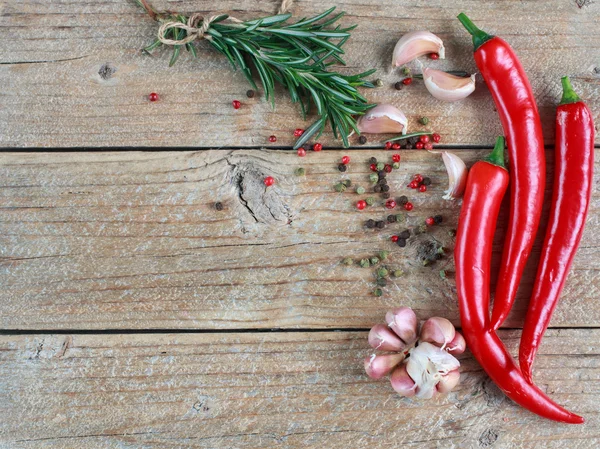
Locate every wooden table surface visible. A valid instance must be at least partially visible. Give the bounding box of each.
[1,0,600,447]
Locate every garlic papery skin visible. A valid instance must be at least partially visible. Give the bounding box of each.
[406,342,461,399]
[385,307,418,346]
[441,151,467,200]
[368,324,406,352]
[365,353,405,380]
[423,68,476,102]
[356,104,408,135]
[392,31,445,68]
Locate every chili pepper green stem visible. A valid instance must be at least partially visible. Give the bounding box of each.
[484,136,506,168]
[457,13,494,51]
[559,76,581,105]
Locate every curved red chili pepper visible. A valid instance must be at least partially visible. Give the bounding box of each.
[457,14,545,330]
[519,77,595,383]
[455,137,584,424]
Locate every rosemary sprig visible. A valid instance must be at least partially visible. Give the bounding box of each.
[136,1,376,148]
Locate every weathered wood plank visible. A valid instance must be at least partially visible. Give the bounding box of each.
[1,149,599,330]
[0,330,598,448]
[1,0,599,148]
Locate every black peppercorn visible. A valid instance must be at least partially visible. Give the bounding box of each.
[397,195,409,205]
[369,157,377,164]
[359,135,367,144]
[376,220,385,229]
[382,192,391,199]
[246,89,255,98]
[434,215,443,224]
[374,185,382,193]
[343,179,352,187]
[394,81,403,90]
[338,164,347,172]
[399,229,410,239]
[387,214,397,223]
[366,219,376,229]
[397,238,407,248]
[405,144,413,150]
[422,177,432,186]
[376,278,387,287]
[408,136,419,145]
[378,170,386,178]
[435,253,443,260]
[214,202,224,211]
[381,185,390,192]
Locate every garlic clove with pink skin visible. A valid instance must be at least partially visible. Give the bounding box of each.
[390,363,417,397]
[440,151,468,200]
[419,317,456,350]
[364,353,406,380]
[356,104,408,135]
[447,332,466,355]
[406,342,461,399]
[385,307,418,346]
[436,369,461,393]
[392,31,445,68]
[368,324,406,352]
[423,68,476,102]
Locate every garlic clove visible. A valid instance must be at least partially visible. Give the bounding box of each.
[419,317,456,350]
[356,104,408,135]
[441,151,468,200]
[423,68,476,102]
[406,342,461,399]
[447,332,466,355]
[392,31,445,68]
[390,363,417,397]
[385,307,418,345]
[364,353,405,380]
[436,369,461,393]
[368,324,406,351]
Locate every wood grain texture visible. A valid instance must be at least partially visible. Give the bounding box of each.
[1,0,599,148]
[0,330,598,448]
[2,149,599,330]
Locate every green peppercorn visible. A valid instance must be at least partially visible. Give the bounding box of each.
[376,162,385,171]
[449,229,456,237]
[418,224,428,234]
[374,288,383,297]
[376,278,387,287]
[334,183,346,192]
[392,162,400,169]
[356,186,365,195]
[440,270,447,279]
[375,78,384,87]
[420,117,429,125]
[370,257,379,265]
[396,214,404,222]
[342,179,352,187]
[377,267,388,278]
[295,167,305,176]
[379,250,390,260]
[342,257,353,266]
[365,197,375,206]
[359,135,367,144]
[360,258,371,268]
[393,269,404,278]
[402,67,411,76]
[369,173,378,183]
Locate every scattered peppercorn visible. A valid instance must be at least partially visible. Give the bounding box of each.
[360,258,371,268]
[420,117,429,125]
[434,215,443,224]
[369,157,377,164]
[342,179,352,187]
[448,229,456,237]
[392,162,400,170]
[394,81,404,90]
[379,250,390,260]
[425,217,435,226]
[387,214,397,223]
[405,144,413,150]
[295,167,306,176]
[365,197,375,206]
[334,183,345,192]
[404,202,414,211]
[375,78,384,87]
[432,133,441,143]
[264,176,275,186]
[399,229,410,239]
[374,288,383,297]
[356,186,366,195]
[376,220,385,229]
[397,195,408,205]
[369,173,379,183]
[392,154,401,163]
[385,199,396,209]
[376,278,387,287]
[297,147,306,157]
[341,155,350,165]
[370,257,380,265]
[402,67,411,76]
[415,141,424,149]
[378,170,386,179]
[232,100,241,109]
[246,89,255,98]
[382,192,391,199]
[393,269,404,277]
[402,77,413,85]
[338,164,347,172]
[269,135,277,143]
[384,142,392,150]
[374,185,382,193]
[397,238,407,247]
[342,257,353,265]
[419,185,427,192]
[313,143,323,152]
[381,185,390,193]
[376,162,385,171]
[424,142,433,150]
[396,214,404,222]
[391,235,399,242]
[384,164,393,173]
[370,163,377,172]
[214,201,224,211]
[391,143,401,150]
[357,200,367,210]
[359,135,367,144]
[366,219,375,228]
[294,128,304,137]
[420,135,430,144]
[377,267,389,278]
[149,92,159,102]
[422,177,431,186]
[430,52,440,60]
[408,136,419,145]
[409,180,419,189]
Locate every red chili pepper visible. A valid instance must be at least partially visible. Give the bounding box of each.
[455,137,583,424]
[458,13,545,330]
[519,77,595,383]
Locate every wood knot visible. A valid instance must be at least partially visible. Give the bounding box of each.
[478,428,499,447]
[98,63,116,80]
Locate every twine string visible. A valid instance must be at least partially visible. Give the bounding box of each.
[157,0,294,46]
